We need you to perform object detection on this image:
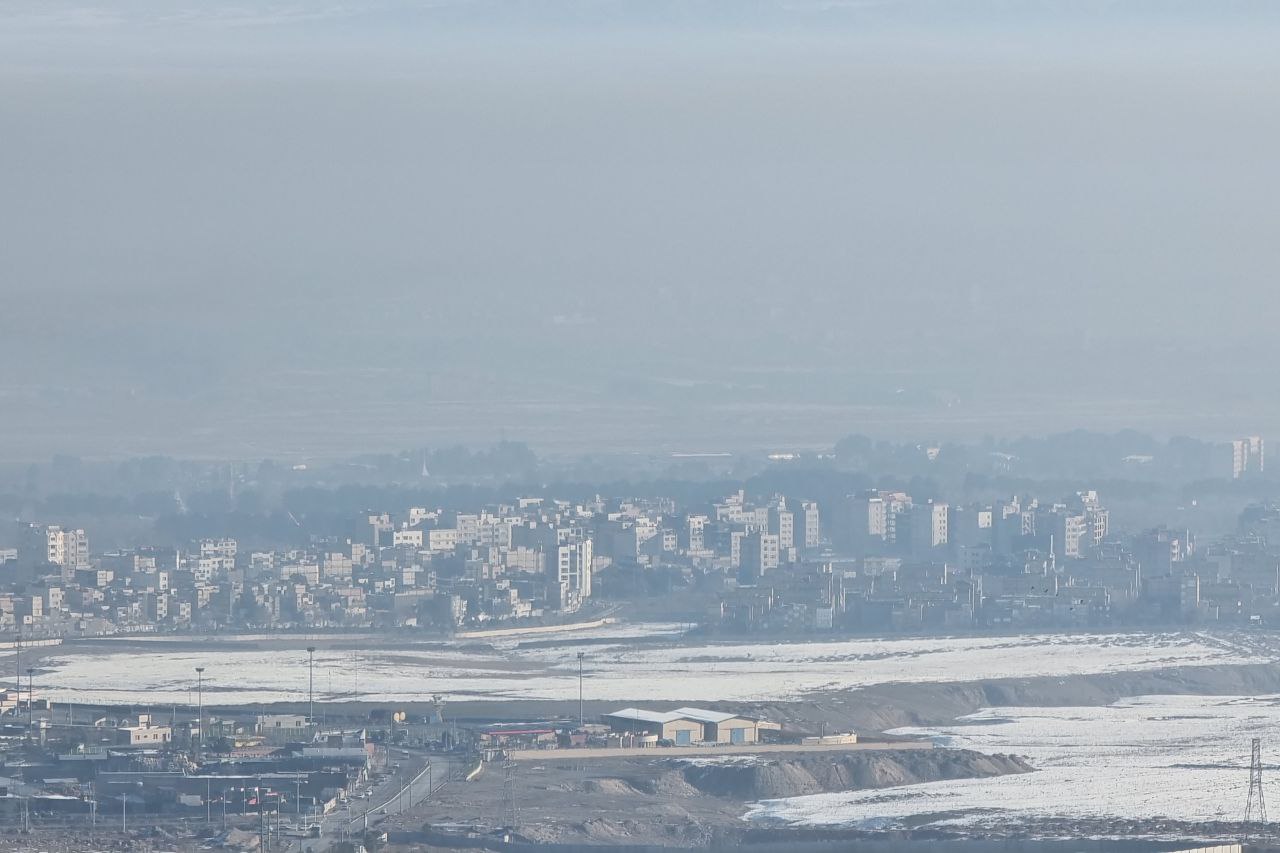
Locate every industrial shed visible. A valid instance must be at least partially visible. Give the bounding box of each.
[602,708,706,746]
[602,707,772,746]
[671,707,762,745]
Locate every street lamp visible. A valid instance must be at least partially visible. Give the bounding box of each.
[122,781,142,832]
[195,666,205,759]
[26,667,34,731]
[306,647,316,724]
[576,652,586,729]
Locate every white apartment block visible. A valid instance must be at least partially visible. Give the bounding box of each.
[322,552,353,579]
[799,501,820,549]
[763,498,794,551]
[46,526,90,570]
[200,538,238,560]
[686,515,707,552]
[551,539,594,599]
[393,529,424,549]
[426,528,458,552]
[1233,436,1265,479]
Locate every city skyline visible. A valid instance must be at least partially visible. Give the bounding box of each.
[4,0,1280,848]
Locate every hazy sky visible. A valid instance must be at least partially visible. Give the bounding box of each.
[3,1,1280,460]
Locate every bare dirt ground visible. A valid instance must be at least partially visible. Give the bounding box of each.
[412,749,1031,846]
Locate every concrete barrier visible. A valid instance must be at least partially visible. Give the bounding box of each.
[0,638,61,651]
[507,740,932,761]
[454,619,614,640]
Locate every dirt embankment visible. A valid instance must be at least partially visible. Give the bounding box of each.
[424,748,1031,847]
[360,660,1280,737]
[675,750,1032,800]
[732,661,1280,735]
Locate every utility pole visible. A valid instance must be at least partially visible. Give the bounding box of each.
[26,667,34,732]
[195,666,205,760]
[306,646,316,724]
[577,652,586,729]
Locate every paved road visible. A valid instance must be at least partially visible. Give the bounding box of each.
[0,749,465,851]
[293,747,464,852]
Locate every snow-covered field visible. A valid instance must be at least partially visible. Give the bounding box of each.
[746,693,1280,834]
[30,627,1269,706]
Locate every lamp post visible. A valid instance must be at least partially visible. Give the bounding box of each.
[195,666,205,759]
[576,652,586,729]
[122,781,141,832]
[306,647,316,724]
[26,667,34,731]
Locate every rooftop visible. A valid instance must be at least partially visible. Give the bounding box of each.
[605,707,751,725]
[604,708,681,724]
[672,707,739,724]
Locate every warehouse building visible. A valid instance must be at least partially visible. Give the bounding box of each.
[602,707,772,746]
[602,709,705,746]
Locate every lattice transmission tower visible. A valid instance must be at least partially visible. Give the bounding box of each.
[1247,737,1267,826]
[502,756,520,831]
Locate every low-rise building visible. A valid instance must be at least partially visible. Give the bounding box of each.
[117,714,173,746]
[601,707,774,746]
[256,714,313,744]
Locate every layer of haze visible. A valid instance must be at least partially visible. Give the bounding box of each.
[3,1,1280,461]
